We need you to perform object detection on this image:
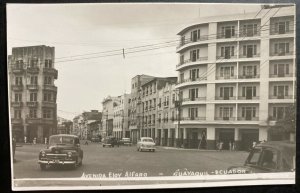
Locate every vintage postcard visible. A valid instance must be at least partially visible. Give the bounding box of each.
[7,3,296,190]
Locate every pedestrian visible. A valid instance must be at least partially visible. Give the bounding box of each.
[219,141,223,151]
[33,137,36,145]
[24,136,27,144]
[232,141,236,151]
[85,140,89,145]
[45,137,48,145]
[229,141,232,151]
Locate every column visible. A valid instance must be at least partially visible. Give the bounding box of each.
[206,127,216,150]
[167,128,171,147]
[183,128,187,148]
[23,125,28,143]
[259,127,268,141]
[234,128,241,150]
[37,125,43,144]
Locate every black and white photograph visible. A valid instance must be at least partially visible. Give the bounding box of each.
[6,2,296,190]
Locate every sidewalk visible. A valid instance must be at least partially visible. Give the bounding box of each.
[158,146,244,152]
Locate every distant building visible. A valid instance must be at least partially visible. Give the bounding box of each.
[101,96,119,137]
[113,94,130,139]
[8,45,58,143]
[57,117,73,134]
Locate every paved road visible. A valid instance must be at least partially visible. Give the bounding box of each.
[13,142,248,179]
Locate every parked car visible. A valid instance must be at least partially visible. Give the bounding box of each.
[102,136,119,147]
[228,141,295,173]
[137,137,156,152]
[119,138,132,146]
[38,134,83,170]
[91,137,101,143]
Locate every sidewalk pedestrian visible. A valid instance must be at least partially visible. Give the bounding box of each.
[232,141,236,151]
[85,140,89,145]
[229,141,232,151]
[33,137,37,145]
[24,136,27,144]
[219,141,223,151]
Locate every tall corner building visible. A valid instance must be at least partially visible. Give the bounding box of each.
[8,45,58,143]
[175,6,296,150]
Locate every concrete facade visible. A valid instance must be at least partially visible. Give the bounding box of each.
[8,45,58,143]
[112,94,130,139]
[175,7,296,150]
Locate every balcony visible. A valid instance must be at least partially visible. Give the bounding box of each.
[176,57,208,68]
[176,35,209,49]
[216,75,237,80]
[25,118,55,125]
[269,73,293,78]
[27,67,39,74]
[270,29,294,36]
[26,84,39,90]
[43,85,57,92]
[43,68,58,79]
[181,117,206,121]
[11,85,23,91]
[215,117,236,121]
[216,55,237,60]
[270,51,294,57]
[27,101,38,107]
[12,67,24,74]
[42,101,56,108]
[182,97,206,102]
[11,118,23,124]
[215,96,236,100]
[217,34,238,39]
[239,53,260,58]
[237,117,259,121]
[11,102,23,108]
[269,95,293,99]
[238,96,260,100]
[238,74,260,79]
[177,76,207,84]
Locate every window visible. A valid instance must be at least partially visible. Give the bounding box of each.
[15,93,22,102]
[180,36,185,45]
[43,109,52,119]
[180,55,184,64]
[153,99,156,108]
[14,109,21,119]
[219,107,233,119]
[30,76,38,85]
[189,69,200,80]
[172,94,175,104]
[15,77,22,85]
[220,66,234,78]
[188,108,198,120]
[190,29,201,42]
[43,92,52,102]
[242,23,258,37]
[242,86,257,98]
[45,59,53,68]
[273,85,289,98]
[274,42,290,55]
[273,64,290,76]
[272,106,289,120]
[190,49,200,62]
[29,59,38,68]
[15,60,24,68]
[30,93,37,102]
[241,107,256,119]
[29,109,37,118]
[189,88,199,100]
[261,149,277,170]
[242,45,257,57]
[180,73,184,83]
[44,76,52,85]
[219,87,233,98]
[274,21,290,34]
[242,65,257,77]
[221,26,235,38]
[220,46,235,58]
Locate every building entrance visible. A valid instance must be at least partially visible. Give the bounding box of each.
[240,129,259,150]
[217,128,234,150]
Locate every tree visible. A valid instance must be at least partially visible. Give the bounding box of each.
[269,104,296,140]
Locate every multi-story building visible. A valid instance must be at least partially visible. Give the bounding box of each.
[57,117,72,134]
[72,115,81,136]
[139,77,177,147]
[128,74,154,143]
[175,6,296,150]
[102,96,119,137]
[8,45,58,143]
[113,94,130,140]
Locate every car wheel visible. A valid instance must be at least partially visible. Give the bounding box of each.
[40,164,47,171]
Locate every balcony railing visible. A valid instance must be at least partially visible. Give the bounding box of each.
[239,31,261,38]
[270,29,294,36]
[26,84,39,90]
[12,67,24,74]
[269,95,293,99]
[270,51,294,57]
[181,117,206,121]
[42,101,56,108]
[215,117,236,121]
[178,76,207,84]
[43,85,58,92]
[26,118,55,125]
[43,68,58,79]
[11,102,23,107]
[238,96,260,100]
[217,34,238,39]
[11,118,23,124]
[239,53,260,58]
[238,74,260,79]
[216,55,237,60]
[176,57,209,67]
[237,117,259,121]
[27,101,38,107]
[182,97,206,102]
[269,73,293,78]
[177,35,210,49]
[27,67,39,73]
[215,96,236,100]
[215,75,237,80]
[11,85,23,91]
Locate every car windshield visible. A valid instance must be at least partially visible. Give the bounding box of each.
[142,138,153,142]
[246,148,262,166]
[49,136,75,145]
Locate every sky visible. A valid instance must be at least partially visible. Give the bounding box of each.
[7,3,261,120]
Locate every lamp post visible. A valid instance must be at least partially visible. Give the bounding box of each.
[173,89,182,148]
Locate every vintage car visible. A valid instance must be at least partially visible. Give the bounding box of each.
[38,134,83,170]
[137,137,156,152]
[228,141,295,173]
[102,136,118,147]
[119,138,132,146]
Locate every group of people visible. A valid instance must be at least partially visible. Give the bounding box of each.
[216,141,236,151]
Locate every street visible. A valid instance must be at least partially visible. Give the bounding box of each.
[13,142,249,179]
